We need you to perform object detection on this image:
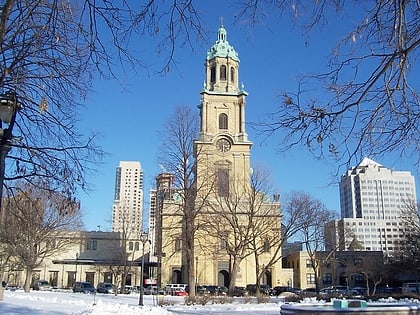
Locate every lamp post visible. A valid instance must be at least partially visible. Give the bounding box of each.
[0,90,18,215]
[138,232,148,306]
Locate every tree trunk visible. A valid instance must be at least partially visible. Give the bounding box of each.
[185,219,195,298]
[228,256,240,295]
[0,273,4,300]
[24,267,32,293]
[255,253,262,292]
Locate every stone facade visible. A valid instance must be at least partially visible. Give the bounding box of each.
[152,24,285,290]
[3,231,150,289]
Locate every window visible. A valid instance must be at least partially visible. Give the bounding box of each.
[230,67,235,83]
[210,66,216,82]
[174,238,181,252]
[323,273,332,285]
[306,259,313,268]
[263,240,270,252]
[220,239,227,250]
[86,239,97,251]
[220,65,226,80]
[49,271,59,287]
[306,273,315,284]
[220,232,228,250]
[217,168,229,197]
[129,241,133,251]
[219,113,228,129]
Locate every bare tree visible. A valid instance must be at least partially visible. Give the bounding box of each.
[0,182,83,292]
[0,1,209,211]
[395,200,420,269]
[246,167,282,293]
[109,214,139,295]
[288,191,336,290]
[157,105,208,298]
[240,1,420,167]
[202,165,281,295]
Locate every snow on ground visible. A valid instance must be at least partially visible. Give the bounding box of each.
[0,289,284,315]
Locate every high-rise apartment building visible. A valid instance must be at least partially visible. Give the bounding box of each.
[112,161,144,236]
[325,157,417,258]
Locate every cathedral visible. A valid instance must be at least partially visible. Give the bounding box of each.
[153,24,285,291]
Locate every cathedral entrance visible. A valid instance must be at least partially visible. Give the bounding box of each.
[218,269,230,287]
[171,269,182,284]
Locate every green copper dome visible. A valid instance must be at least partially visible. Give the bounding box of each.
[206,25,239,62]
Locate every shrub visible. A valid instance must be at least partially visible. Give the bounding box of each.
[256,292,270,303]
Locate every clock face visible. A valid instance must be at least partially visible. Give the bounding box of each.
[216,138,231,152]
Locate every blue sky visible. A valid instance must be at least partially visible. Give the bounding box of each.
[77,2,419,231]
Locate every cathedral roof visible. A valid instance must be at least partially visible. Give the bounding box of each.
[206,24,239,62]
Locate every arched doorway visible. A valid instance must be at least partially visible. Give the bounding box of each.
[262,269,272,287]
[171,269,182,284]
[218,269,229,287]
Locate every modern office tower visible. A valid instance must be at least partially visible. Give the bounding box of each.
[112,161,144,236]
[326,157,417,258]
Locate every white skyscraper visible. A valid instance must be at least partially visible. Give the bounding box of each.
[112,161,144,236]
[326,157,417,258]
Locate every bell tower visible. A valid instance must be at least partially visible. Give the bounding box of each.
[195,23,252,196]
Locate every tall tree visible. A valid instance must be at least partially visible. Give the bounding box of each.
[0,1,207,210]
[395,200,420,270]
[241,1,420,167]
[288,191,336,290]
[0,182,83,292]
[157,105,207,298]
[202,165,281,294]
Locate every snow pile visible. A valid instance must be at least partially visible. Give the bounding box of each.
[80,300,172,315]
[0,290,284,314]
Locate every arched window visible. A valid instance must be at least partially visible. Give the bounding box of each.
[263,240,270,252]
[220,65,226,81]
[219,113,228,129]
[217,168,229,197]
[174,238,181,252]
[210,66,216,82]
[230,67,235,83]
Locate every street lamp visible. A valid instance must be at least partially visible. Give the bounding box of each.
[138,232,149,306]
[0,90,19,214]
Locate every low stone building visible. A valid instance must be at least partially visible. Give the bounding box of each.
[3,231,152,289]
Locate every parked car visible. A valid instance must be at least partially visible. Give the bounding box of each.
[301,287,319,297]
[351,286,367,295]
[273,286,302,296]
[205,285,228,296]
[96,282,114,294]
[232,286,248,297]
[173,288,188,296]
[185,285,210,295]
[319,286,357,297]
[260,284,275,296]
[119,285,135,294]
[246,284,275,295]
[31,280,52,291]
[165,284,188,295]
[401,283,420,293]
[72,281,96,294]
[144,285,165,295]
